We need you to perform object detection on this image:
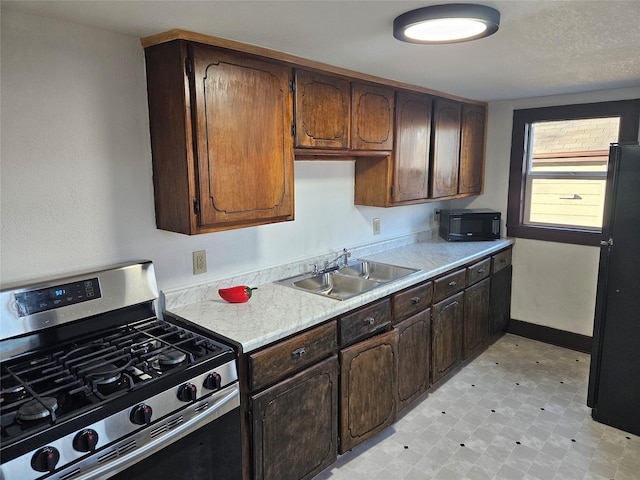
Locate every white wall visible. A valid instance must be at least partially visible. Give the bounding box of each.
[0,10,439,292]
[454,86,640,336]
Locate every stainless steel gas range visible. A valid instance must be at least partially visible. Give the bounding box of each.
[0,261,242,480]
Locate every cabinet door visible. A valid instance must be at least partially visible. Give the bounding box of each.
[459,104,486,195]
[252,356,338,480]
[393,92,432,203]
[432,291,464,383]
[351,83,394,150]
[294,70,350,149]
[396,310,431,412]
[489,265,512,335]
[463,278,490,359]
[191,44,294,230]
[339,329,398,453]
[430,98,462,198]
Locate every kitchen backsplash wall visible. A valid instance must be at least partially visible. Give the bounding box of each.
[0,10,439,292]
[162,228,436,311]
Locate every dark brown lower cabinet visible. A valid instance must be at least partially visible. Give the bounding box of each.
[489,264,512,335]
[463,278,490,359]
[432,291,464,383]
[251,356,339,480]
[396,310,431,412]
[339,329,398,453]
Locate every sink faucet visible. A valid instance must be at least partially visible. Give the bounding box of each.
[328,248,351,270]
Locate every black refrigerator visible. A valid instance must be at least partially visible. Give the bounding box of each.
[587,142,640,436]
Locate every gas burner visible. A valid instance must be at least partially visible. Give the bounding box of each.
[130,341,157,356]
[17,397,58,421]
[85,363,122,386]
[1,385,28,404]
[155,349,187,369]
[82,361,134,396]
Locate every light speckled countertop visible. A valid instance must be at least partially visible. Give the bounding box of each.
[165,237,514,353]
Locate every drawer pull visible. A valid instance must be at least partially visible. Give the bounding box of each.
[478,269,485,274]
[446,301,459,308]
[410,296,421,304]
[363,316,375,326]
[448,281,457,286]
[291,347,306,359]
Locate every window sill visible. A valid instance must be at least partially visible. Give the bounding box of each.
[506,224,601,246]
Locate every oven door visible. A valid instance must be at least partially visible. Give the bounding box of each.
[109,406,242,480]
[65,383,243,480]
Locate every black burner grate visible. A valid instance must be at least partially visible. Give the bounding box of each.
[0,317,230,444]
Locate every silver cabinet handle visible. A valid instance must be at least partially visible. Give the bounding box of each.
[291,347,306,359]
[445,300,459,309]
[448,281,457,286]
[363,316,375,326]
[478,269,485,274]
[411,296,421,304]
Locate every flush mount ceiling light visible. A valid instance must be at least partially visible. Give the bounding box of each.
[393,3,500,44]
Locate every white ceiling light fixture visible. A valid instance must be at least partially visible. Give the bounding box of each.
[393,3,500,44]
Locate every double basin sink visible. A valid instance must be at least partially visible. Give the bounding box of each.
[277,260,420,301]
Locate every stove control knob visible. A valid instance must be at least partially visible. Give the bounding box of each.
[130,403,153,425]
[203,372,222,390]
[31,446,60,472]
[73,428,99,452]
[177,383,197,402]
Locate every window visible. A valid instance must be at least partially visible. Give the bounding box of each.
[507,100,640,246]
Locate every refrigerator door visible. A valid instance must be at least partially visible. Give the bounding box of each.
[587,143,640,435]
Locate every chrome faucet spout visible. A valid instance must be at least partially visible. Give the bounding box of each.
[330,248,351,269]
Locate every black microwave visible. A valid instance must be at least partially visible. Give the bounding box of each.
[439,209,501,241]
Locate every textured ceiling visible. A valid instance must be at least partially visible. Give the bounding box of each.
[2,0,640,101]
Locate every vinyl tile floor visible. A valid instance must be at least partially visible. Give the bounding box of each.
[314,334,640,480]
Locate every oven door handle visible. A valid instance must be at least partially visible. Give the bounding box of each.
[70,383,240,480]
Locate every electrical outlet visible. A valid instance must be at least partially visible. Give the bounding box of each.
[373,218,381,235]
[193,250,207,275]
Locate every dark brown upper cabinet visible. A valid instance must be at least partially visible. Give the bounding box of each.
[351,83,395,151]
[392,91,432,203]
[294,70,350,149]
[459,104,487,195]
[354,91,432,207]
[143,30,487,222]
[144,40,294,234]
[430,98,462,199]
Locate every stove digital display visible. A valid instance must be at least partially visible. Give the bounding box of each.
[14,278,101,317]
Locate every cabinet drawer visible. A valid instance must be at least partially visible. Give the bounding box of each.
[433,269,466,303]
[492,248,512,273]
[393,281,432,324]
[339,298,391,346]
[467,258,491,286]
[249,321,337,392]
